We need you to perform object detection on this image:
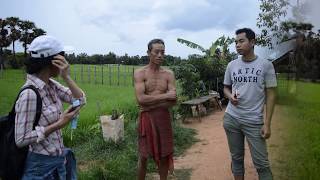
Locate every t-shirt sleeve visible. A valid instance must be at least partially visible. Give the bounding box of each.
[224,63,232,86]
[265,61,277,88]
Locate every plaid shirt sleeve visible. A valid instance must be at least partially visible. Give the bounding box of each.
[15,89,41,147]
[53,79,86,105]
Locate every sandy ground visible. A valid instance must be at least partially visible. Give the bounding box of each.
[174,108,257,180]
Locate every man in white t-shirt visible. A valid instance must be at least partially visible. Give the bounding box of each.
[223,28,277,180]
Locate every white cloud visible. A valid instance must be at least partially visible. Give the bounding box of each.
[305,0,320,29]
[1,0,262,58]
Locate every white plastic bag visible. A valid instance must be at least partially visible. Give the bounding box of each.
[100,114,124,143]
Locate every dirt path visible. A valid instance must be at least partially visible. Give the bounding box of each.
[174,108,258,180]
[147,106,284,180]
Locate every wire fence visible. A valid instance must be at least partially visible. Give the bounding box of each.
[0,64,139,87]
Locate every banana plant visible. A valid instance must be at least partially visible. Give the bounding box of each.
[177,38,207,54]
[177,35,234,60]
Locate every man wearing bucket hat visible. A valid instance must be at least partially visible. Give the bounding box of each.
[15,35,86,179]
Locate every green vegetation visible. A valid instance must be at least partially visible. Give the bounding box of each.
[275,80,320,179]
[69,64,136,86]
[0,67,197,180]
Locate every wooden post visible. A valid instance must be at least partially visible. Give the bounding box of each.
[109,64,112,86]
[101,65,104,85]
[117,64,120,86]
[73,65,77,82]
[132,66,135,86]
[94,65,97,84]
[124,65,127,86]
[81,64,84,84]
[88,65,91,84]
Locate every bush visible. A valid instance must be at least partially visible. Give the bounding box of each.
[172,62,202,99]
[6,53,26,69]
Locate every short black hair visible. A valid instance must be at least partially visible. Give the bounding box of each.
[25,58,52,74]
[235,28,255,41]
[25,51,65,74]
[147,39,165,51]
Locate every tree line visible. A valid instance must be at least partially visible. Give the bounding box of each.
[65,52,183,66]
[0,17,183,69]
[0,17,46,68]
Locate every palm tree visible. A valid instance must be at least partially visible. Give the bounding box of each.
[31,28,46,39]
[6,17,21,62]
[19,21,46,57]
[19,20,35,57]
[0,18,11,69]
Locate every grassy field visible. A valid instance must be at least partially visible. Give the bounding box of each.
[0,67,198,180]
[69,64,138,86]
[274,80,320,179]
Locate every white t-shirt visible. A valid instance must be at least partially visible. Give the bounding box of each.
[223,56,277,124]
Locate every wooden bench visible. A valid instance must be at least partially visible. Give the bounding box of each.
[181,94,222,123]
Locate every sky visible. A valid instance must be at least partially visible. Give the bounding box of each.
[1,0,318,58]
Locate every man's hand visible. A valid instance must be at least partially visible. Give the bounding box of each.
[224,85,239,106]
[52,55,70,79]
[261,124,271,139]
[166,90,177,101]
[229,95,239,106]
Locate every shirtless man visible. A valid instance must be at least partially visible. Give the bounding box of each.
[134,39,177,180]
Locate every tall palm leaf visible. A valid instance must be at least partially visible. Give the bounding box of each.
[209,40,220,57]
[177,38,207,54]
[177,36,234,60]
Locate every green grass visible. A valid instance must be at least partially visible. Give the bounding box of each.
[0,69,26,114]
[0,67,197,180]
[69,64,138,86]
[276,81,320,179]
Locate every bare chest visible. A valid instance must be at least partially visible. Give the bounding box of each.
[144,73,168,94]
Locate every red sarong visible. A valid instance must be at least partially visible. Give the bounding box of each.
[138,108,174,172]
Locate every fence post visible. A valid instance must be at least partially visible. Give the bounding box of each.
[101,65,104,85]
[87,65,91,84]
[73,65,77,82]
[132,66,135,86]
[94,65,97,84]
[81,64,84,84]
[117,64,120,86]
[109,64,112,86]
[124,65,127,86]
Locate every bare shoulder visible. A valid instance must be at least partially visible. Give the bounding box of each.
[160,67,174,76]
[134,66,147,78]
